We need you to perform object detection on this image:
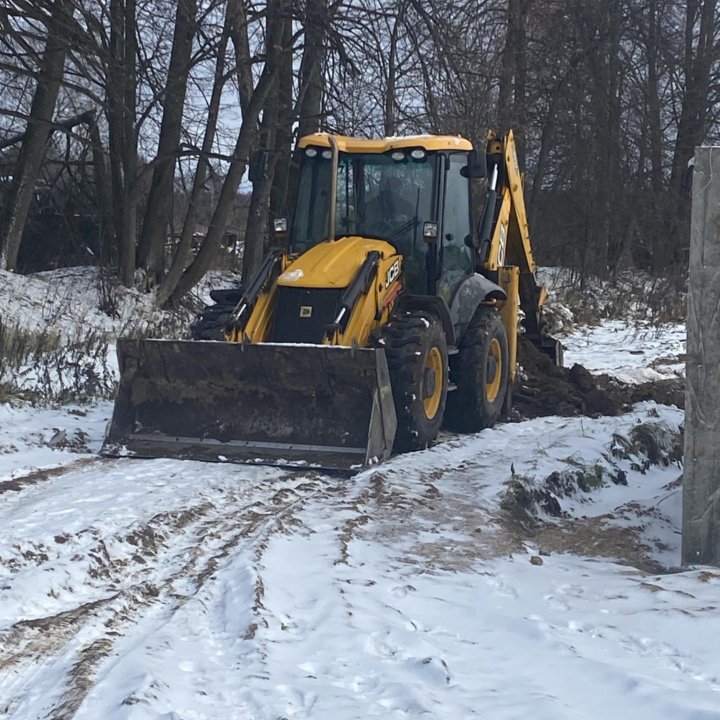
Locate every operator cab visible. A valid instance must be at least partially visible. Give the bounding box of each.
[290,134,479,300]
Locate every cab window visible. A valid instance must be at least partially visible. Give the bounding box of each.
[438,153,473,303]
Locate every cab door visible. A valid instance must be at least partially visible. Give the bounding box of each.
[438,153,474,304]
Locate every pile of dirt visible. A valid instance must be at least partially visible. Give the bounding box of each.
[515,337,684,419]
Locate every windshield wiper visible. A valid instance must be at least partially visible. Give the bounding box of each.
[387,217,418,242]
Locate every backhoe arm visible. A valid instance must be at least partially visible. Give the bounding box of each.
[478,130,549,338]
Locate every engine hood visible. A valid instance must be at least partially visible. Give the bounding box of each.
[278,236,398,289]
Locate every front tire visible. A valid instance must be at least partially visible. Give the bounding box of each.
[382,312,449,452]
[445,305,509,432]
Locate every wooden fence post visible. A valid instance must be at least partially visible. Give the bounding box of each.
[683,146,720,567]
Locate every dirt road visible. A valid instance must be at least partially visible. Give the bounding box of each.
[3,403,712,720]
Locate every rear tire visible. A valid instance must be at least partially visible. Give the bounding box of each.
[382,312,449,452]
[445,305,509,432]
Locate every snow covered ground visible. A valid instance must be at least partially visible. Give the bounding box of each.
[1,267,713,720]
[0,267,238,403]
[563,319,685,384]
[0,267,235,340]
[2,400,717,720]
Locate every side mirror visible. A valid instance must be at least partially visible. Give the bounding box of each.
[249,150,266,183]
[461,149,486,179]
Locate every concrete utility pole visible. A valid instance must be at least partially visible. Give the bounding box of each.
[683,146,720,567]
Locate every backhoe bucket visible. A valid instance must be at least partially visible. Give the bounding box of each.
[102,339,397,470]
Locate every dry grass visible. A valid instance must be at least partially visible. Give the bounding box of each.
[543,268,687,327]
[0,319,116,404]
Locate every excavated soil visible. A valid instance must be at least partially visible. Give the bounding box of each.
[515,337,684,420]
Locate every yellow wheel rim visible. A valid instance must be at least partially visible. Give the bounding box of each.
[423,346,443,419]
[485,338,502,403]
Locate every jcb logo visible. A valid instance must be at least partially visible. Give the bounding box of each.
[300,306,312,318]
[386,259,401,287]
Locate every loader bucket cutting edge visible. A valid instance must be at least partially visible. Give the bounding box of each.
[102,338,397,470]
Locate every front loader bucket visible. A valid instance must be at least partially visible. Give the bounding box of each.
[102,339,397,470]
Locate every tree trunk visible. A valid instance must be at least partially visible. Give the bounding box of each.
[242,133,278,285]
[168,64,277,304]
[228,0,254,113]
[286,0,328,214]
[603,0,624,274]
[121,0,138,286]
[512,0,527,167]
[88,117,114,265]
[1,0,71,271]
[296,0,328,139]
[496,0,527,164]
[241,0,291,285]
[269,14,294,219]
[384,19,399,137]
[496,0,515,133]
[646,0,668,273]
[156,3,232,308]
[107,0,138,287]
[138,0,198,287]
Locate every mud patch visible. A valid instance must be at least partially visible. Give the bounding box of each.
[0,457,102,495]
[515,337,684,419]
[531,517,667,575]
[344,468,525,573]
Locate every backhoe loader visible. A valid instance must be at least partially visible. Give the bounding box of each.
[103,130,561,470]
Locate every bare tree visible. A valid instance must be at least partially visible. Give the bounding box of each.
[666,0,719,265]
[241,0,293,284]
[106,0,139,286]
[0,0,72,271]
[155,5,234,307]
[497,0,528,164]
[165,0,281,305]
[137,0,198,287]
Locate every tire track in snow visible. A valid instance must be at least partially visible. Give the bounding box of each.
[0,460,336,719]
[0,457,102,496]
[241,453,527,717]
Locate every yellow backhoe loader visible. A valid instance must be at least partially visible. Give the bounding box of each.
[103,130,561,469]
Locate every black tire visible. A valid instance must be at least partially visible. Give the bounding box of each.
[382,312,449,452]
[444,305,509,432]
[190,288,243,341]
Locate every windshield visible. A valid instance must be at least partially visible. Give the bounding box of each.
[292,149,436,291]
[293,148,435,253]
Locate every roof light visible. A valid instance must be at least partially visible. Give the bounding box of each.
[391,151,405,162]
[321,149,332,159]
[305,147,317,157]
[411,149,426,160]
